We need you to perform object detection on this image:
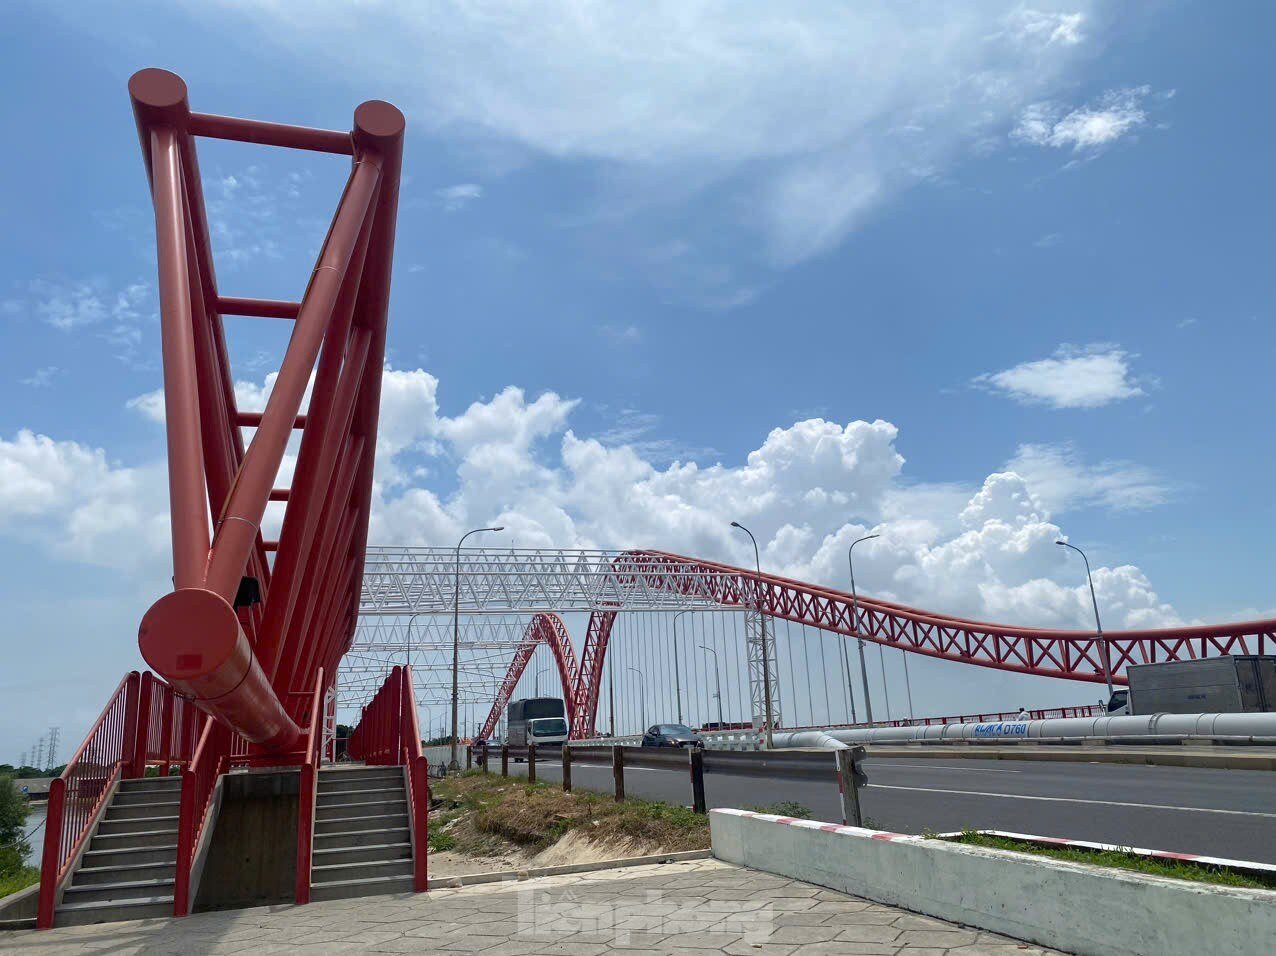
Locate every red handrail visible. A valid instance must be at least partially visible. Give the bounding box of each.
[37,671,204,929]
[401,666,429,891]
[347,665,428,892]
[295,667,326,905]
[173,717,230,917]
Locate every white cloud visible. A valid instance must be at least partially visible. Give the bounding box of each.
[1006,443,1171,512]
[91,363,1183,635]
[973,343,1148,409]
[435,183,483,211]
[0,430,169,569]
[21,367,61,388]
[3,278,153,364]
[1007,9,1086,46]
[1013,86,1151,151]
[179,2,1097,271]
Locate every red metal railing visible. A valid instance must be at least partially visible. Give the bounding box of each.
[295,667,326,905]
[173,718,235,917]
[347,665,428,891]
[38,671,200,928]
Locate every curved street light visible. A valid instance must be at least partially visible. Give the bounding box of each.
[671,609,693,724]
[848,533,879,724]
[627,666,648,730]
[699,644,726,729]
[451,525,504,769]
[1056,540,1114,699]
[731,521,775,748]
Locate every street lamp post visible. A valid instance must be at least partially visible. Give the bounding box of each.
[731,521,775,748]
[452,525,504,770]
[849,533,879,725]
[627,666,647,729]
[1056,540,1114,700]
[699,644,726,728]
[671,610,692,724]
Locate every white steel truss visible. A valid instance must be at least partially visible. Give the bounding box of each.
[361,546,730,614]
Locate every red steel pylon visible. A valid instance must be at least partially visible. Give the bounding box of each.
[129,68,404,751]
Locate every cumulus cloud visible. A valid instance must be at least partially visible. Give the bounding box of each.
[176,2,1097,274]
[973,343,1148,409]
[0,430,170,569]
[47,362,1183,633]
[1013,86,1151,151]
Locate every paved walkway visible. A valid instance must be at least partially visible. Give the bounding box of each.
[6,858,1060,955]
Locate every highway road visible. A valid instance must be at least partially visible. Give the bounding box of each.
[502,752,1276,864]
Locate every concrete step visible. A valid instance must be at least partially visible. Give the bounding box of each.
[315,786,405,805]
[55,896,173,927]
[316,776,400,791]
[314,826,411,850]
[97,814,180,836]
[90,828,179,851]
[81,844,178,869]
[312,857,414,884]
[315,812,408,835]
[105,800,181,821]
[62,877,176,905]
[117,776,183,794]
[316,765,400,781]
[312,842,412,867]
[73,860,176,886]
[315,798,406,821]
[309,873,415,903]
[113,788,182,807]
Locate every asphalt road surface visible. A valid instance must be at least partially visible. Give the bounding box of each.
[501,752,1276,864]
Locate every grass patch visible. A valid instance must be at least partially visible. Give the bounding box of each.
[431,771,709,854]
[948,831,1276,891]
[428,829,457,853]
[745,801,812,819]
[0,866,39,899]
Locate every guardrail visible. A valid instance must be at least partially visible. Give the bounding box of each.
[474,742,868,826]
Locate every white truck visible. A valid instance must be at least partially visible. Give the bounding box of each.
[505,696,569,751]
[1106,655,1276,716]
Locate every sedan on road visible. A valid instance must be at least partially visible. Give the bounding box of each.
[641,723,705,749]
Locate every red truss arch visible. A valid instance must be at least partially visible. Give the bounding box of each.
[479,613,580,741]
[560,550,1276,738]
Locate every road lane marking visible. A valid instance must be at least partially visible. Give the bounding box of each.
[868,762,1022,773]
[868,784,1276,819]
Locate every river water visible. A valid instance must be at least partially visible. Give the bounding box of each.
[21,804,46,867]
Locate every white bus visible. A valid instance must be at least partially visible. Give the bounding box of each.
[506,697,569,750]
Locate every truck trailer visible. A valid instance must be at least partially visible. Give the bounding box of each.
[1118,655,1276,715]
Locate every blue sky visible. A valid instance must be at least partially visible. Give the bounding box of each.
[3,2,1275,756]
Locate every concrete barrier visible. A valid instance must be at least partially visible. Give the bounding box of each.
[709,808,1276,956]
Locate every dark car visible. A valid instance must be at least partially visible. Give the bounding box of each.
[641,723,705,748]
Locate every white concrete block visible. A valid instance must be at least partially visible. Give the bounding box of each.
[709,809,1276,956]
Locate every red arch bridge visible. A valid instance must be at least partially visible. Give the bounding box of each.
[33,69,1276,928]
[348,546,1276,743]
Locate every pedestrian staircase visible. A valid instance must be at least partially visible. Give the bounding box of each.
[55,775,181,926]
[309,764,416,901]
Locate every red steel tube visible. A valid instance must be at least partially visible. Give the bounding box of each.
[139,588,299,748]
[203,158,381,602]
[190,111,353,155]
[150,125,211,588]
[216,295,301,319]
